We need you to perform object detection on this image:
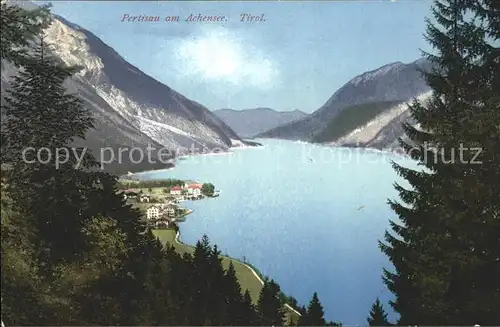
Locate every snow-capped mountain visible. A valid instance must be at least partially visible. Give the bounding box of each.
[257,59,432,141]
[1,8,248,174]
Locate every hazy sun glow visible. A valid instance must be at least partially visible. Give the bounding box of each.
[172,29,279,89]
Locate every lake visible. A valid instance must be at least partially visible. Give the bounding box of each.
[137,139,418,326]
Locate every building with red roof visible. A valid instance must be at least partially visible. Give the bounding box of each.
[170,185,183,196]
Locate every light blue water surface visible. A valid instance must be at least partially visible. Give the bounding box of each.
[138,139,418,326]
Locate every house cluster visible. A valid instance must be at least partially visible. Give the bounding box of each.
[146,203,181,229]
[122,190,150,202]
[170,182,203,200]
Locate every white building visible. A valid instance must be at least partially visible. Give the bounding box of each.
[170,186,183,196]
[165,205,177,217]
[187,184,202,197]
[146,206,160,220]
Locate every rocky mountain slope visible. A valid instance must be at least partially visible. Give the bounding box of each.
[1,8,247,174]
[330,91,432,150]
[213,108,308,138]
[311,100,403,143]
[257,59,432,141]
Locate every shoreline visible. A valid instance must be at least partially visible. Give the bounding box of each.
[324,142,412,159]
[121,144,252,178]
[255,137,411,158]
[121,139,410,180]
[123,166,175,177]
[173,230,302,317]
[174,208,194,221]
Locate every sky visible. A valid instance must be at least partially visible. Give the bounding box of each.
[42,0,433,113]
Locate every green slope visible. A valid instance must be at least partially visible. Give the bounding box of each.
[313,100,403,143]
[152,229,301,325]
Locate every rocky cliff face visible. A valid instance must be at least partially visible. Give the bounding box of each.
[330,91,432,151]
[2,10,247,174]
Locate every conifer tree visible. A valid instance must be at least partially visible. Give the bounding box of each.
[206,244,226,325]
[223,261,245,324]
[380,0,500,324]
[367,298,390,326]
[189,234,213,324]
[1,16,152,323]
[88,173,146,242]
[193,234,212,270]
[241,289,260,326]
[1,38,105,266]
[299,292,326,326]
[56,215,130,325]
[307,292,326,325]
[0,1,51,66]
[257,279,285,326]
[164,245,193,325]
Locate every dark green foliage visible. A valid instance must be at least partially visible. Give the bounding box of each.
[279,291,301,310]
[380,0,500,324]
[242,289,261,326]
[1,38,106,265]
[223,262,244,323]
[367,298,390,326]
[118,179,185,189]
[0,2,51,66]
[297,305,307,316]
[0,194,47,325]
[298,292,326,326]
[281,294,299,308]
[258,279,286,326]
[313,101,402,143]
[201,182,215,196]
[206,244,227,324]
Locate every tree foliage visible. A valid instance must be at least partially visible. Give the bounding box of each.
[201,183,215,196]
[380,0,500,324]
[2,38,106,266]
[0,1,51,66]
[258,279,286,326]
[367,298,390,326]
[298,292,326,326]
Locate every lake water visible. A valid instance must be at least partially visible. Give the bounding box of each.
[137,139,418,326]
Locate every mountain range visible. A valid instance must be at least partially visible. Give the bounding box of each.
[1,6,250,175]
[213,108,308,138]
[256,59,432,149]
[1,2,435,173]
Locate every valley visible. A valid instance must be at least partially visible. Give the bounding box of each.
[3,0,497,326]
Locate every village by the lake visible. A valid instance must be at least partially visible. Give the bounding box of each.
[119,178,220,230]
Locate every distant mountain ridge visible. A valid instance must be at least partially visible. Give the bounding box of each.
[257,59,432,142]
[213,108,308,138]
[2,2,434,165]
[1,6,249,175]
